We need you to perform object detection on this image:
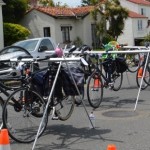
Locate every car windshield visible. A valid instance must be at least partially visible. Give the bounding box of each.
[14,40,38,52]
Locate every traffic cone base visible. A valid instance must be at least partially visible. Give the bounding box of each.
[107,144,117,150]
[138,67,143,78]
[0,129,11,150]
[93,79,101,88]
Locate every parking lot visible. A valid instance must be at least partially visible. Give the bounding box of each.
[7,70,150,150]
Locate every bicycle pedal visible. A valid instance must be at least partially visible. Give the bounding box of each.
[52,116,59,120]
[91,88,98,91]
[108,82,114,90]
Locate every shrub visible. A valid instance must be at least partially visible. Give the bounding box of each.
[73,36,83,47]
[3,23,30,46]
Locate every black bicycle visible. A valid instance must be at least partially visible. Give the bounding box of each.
[86,52,127,108]
[2,47,84,143]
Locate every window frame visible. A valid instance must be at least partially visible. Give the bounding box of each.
[43,27,51,37]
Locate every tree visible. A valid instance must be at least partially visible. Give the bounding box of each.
[2,0,28,23]
[104,0,129,40]
[89,0,128,46]
[81,0,92,6]
[39,0,55,6]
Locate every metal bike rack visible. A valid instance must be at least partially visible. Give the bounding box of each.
[32,56,95,150]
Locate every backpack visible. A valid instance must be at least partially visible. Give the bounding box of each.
[32,70,50,96]
[115,57,128,73]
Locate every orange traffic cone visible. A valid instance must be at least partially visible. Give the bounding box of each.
[107,144,117,150]
[0,129,11,150]
[138,67,143,78]
[93,78,101,88]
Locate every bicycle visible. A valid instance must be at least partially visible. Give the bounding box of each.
[2,46,85,143]
[86,47,127,108]
[105,41,141,73]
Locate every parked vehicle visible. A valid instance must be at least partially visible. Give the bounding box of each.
[0,37,57,74]
[0,37,57,60]
[13,37,57,59]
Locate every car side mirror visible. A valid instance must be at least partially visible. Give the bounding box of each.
[39,46,48,52]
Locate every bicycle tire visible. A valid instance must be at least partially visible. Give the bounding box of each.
[56,96,75,121]
[0,45,32,89]
[74,89,84,106]
[87,71,103,108]
[0,96,4,127]
[0,45,31,56]
[136,67,149,90]
[2,87,48,143]
[112,72,123,91]
[143,64,150,86]
[125,53,140,73]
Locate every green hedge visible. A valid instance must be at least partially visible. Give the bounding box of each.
[3,23,30,46]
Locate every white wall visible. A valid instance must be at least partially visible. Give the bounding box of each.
[120,0,139,13]
[20,10,102,47]
[132,18,148,38]
[118,18,134,45]
[0,1,4,49]
[20,10,56,40]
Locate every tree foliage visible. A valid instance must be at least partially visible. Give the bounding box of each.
[3,23,30,46]
[144,33,150,42]
[39,0,55,6]
[38,0,68,7]
[2,0,28,23]
[82,0,129,42]
[104,0,129,40]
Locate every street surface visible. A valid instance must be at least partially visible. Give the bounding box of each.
[3,71,150,150]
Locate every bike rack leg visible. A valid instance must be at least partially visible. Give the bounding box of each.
[32,61,63,150]
[32,56,94,150]
[62,56,95,129]
[134,52,150,111]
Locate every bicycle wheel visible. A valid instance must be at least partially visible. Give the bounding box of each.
[0,45,32,89]
[87,71,103,108]
[55,96,75,121]
[125,53,140,73]
[0,78,22,91]
[2,87,48,143]
[112,72,123,91]
[136,67,149,90]
[0,96,4,127]
[74,88,84,106]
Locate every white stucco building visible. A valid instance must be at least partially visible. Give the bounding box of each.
[21,0,150,47]
[118,0,150,45]
[0,0,5,49]
[20,6,102,48]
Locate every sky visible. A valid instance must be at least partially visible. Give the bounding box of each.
[53,0,82,7]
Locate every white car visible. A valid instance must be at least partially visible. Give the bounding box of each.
[13,37,57,59]
[0,37,57,75]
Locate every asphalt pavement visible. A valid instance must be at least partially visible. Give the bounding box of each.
[5,71,150,150]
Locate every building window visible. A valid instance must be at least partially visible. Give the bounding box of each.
[61,26,71,43]
[147,20,150,27]
[43,27,51,37]
[141,8,146,16]
[138,20,143,30]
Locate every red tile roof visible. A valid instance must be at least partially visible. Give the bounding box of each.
[32,6,94,18]
[127,0,150,5]
[128,10,148,18]
[28,6,147,19]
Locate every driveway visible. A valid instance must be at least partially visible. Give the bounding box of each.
[6,71,150,150]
